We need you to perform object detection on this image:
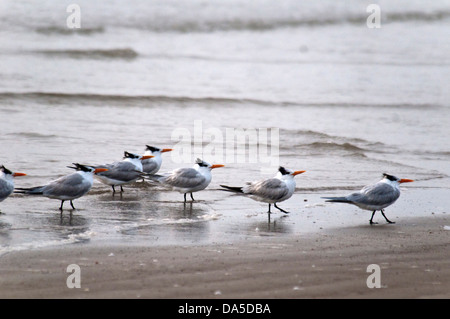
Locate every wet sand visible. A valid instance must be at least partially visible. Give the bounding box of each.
[0,214,449,299]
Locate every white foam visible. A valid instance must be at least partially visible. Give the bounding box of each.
[198,213,222,221]
[0,230,96,257]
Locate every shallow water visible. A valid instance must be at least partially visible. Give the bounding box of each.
[0,0,449,254]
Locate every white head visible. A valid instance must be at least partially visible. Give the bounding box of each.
[275,166,306,180]
[194,158,225,171]
[67,163,108,175]
[144,145,173,157]
[381,173,414,187]
[0,165,26,181]
[123,151,153,168]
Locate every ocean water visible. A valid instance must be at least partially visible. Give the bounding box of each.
[0,0,449,255]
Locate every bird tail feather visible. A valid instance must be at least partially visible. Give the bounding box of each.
[321,196,351,203]
[15,186,44,195]
[143,173,164,182]
[220,185,244,193]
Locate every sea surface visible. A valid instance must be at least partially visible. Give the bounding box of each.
[1,0,449,255]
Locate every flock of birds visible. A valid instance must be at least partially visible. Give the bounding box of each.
[1,145,414,225]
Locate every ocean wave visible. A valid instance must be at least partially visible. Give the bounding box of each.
[281,129,333,140]
[281,129,382,144]
[386,10,450,23]
[31,9,450,34]
[6,132,58,139]
[35,26,105,35]
[199,10,450,32]
[0,91,441,110]
[119,10,449,33]
[297,142,366,153]
[0,92,277,106]
[34,48,138,60]
[280,129,386,153]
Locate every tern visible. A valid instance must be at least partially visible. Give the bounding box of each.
[220,166,306,214]
[94,151,153,193]
[322,173,414,224]
[0,165,26,209]
[146,158,224,202]
[15,163,107,210]
[142,145,173,174]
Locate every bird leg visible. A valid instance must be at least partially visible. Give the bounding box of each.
[268,203,271,214]
[369,210,378,224]
[112,185,116,193]
[184,193,195,203]
[274,203,290,214]
[70,200,76,210]
[381,209,395,224]
[59,200,65,211]
[120,186,124,192]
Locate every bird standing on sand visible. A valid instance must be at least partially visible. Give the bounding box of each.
[94,151,153,193]
[142,145,173,175]
[322,173,414,224]
[0,165,26,209]
[220,166,306,214]
[15,163,107,210]
[146,158,224,202]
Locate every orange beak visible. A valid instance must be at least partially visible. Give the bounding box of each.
[141,155,155,160]
[399,178,414,183]
[94,168,109,174]
[161,148,173,153]
[292,170,306,176]
[210,164,225,169]
[13,172,26,177]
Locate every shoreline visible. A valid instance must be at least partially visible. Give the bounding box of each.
[0,214,449,298]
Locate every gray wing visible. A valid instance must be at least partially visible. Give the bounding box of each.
[245,178,289,201]
[163,168,206,188]
[96,161,142,182]
[348,182,400,206]
[43,173,91,198]
[0,179,14,201]
[142,160,158,174]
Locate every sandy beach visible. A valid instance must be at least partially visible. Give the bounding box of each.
[1,214,448,299]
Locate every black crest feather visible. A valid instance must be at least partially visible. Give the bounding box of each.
[383,173,398,181]
[195,158,208,167]
[279,166,289,175]
[124,151,139,159]
[146,145,160,153]
[0,165,13,175]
